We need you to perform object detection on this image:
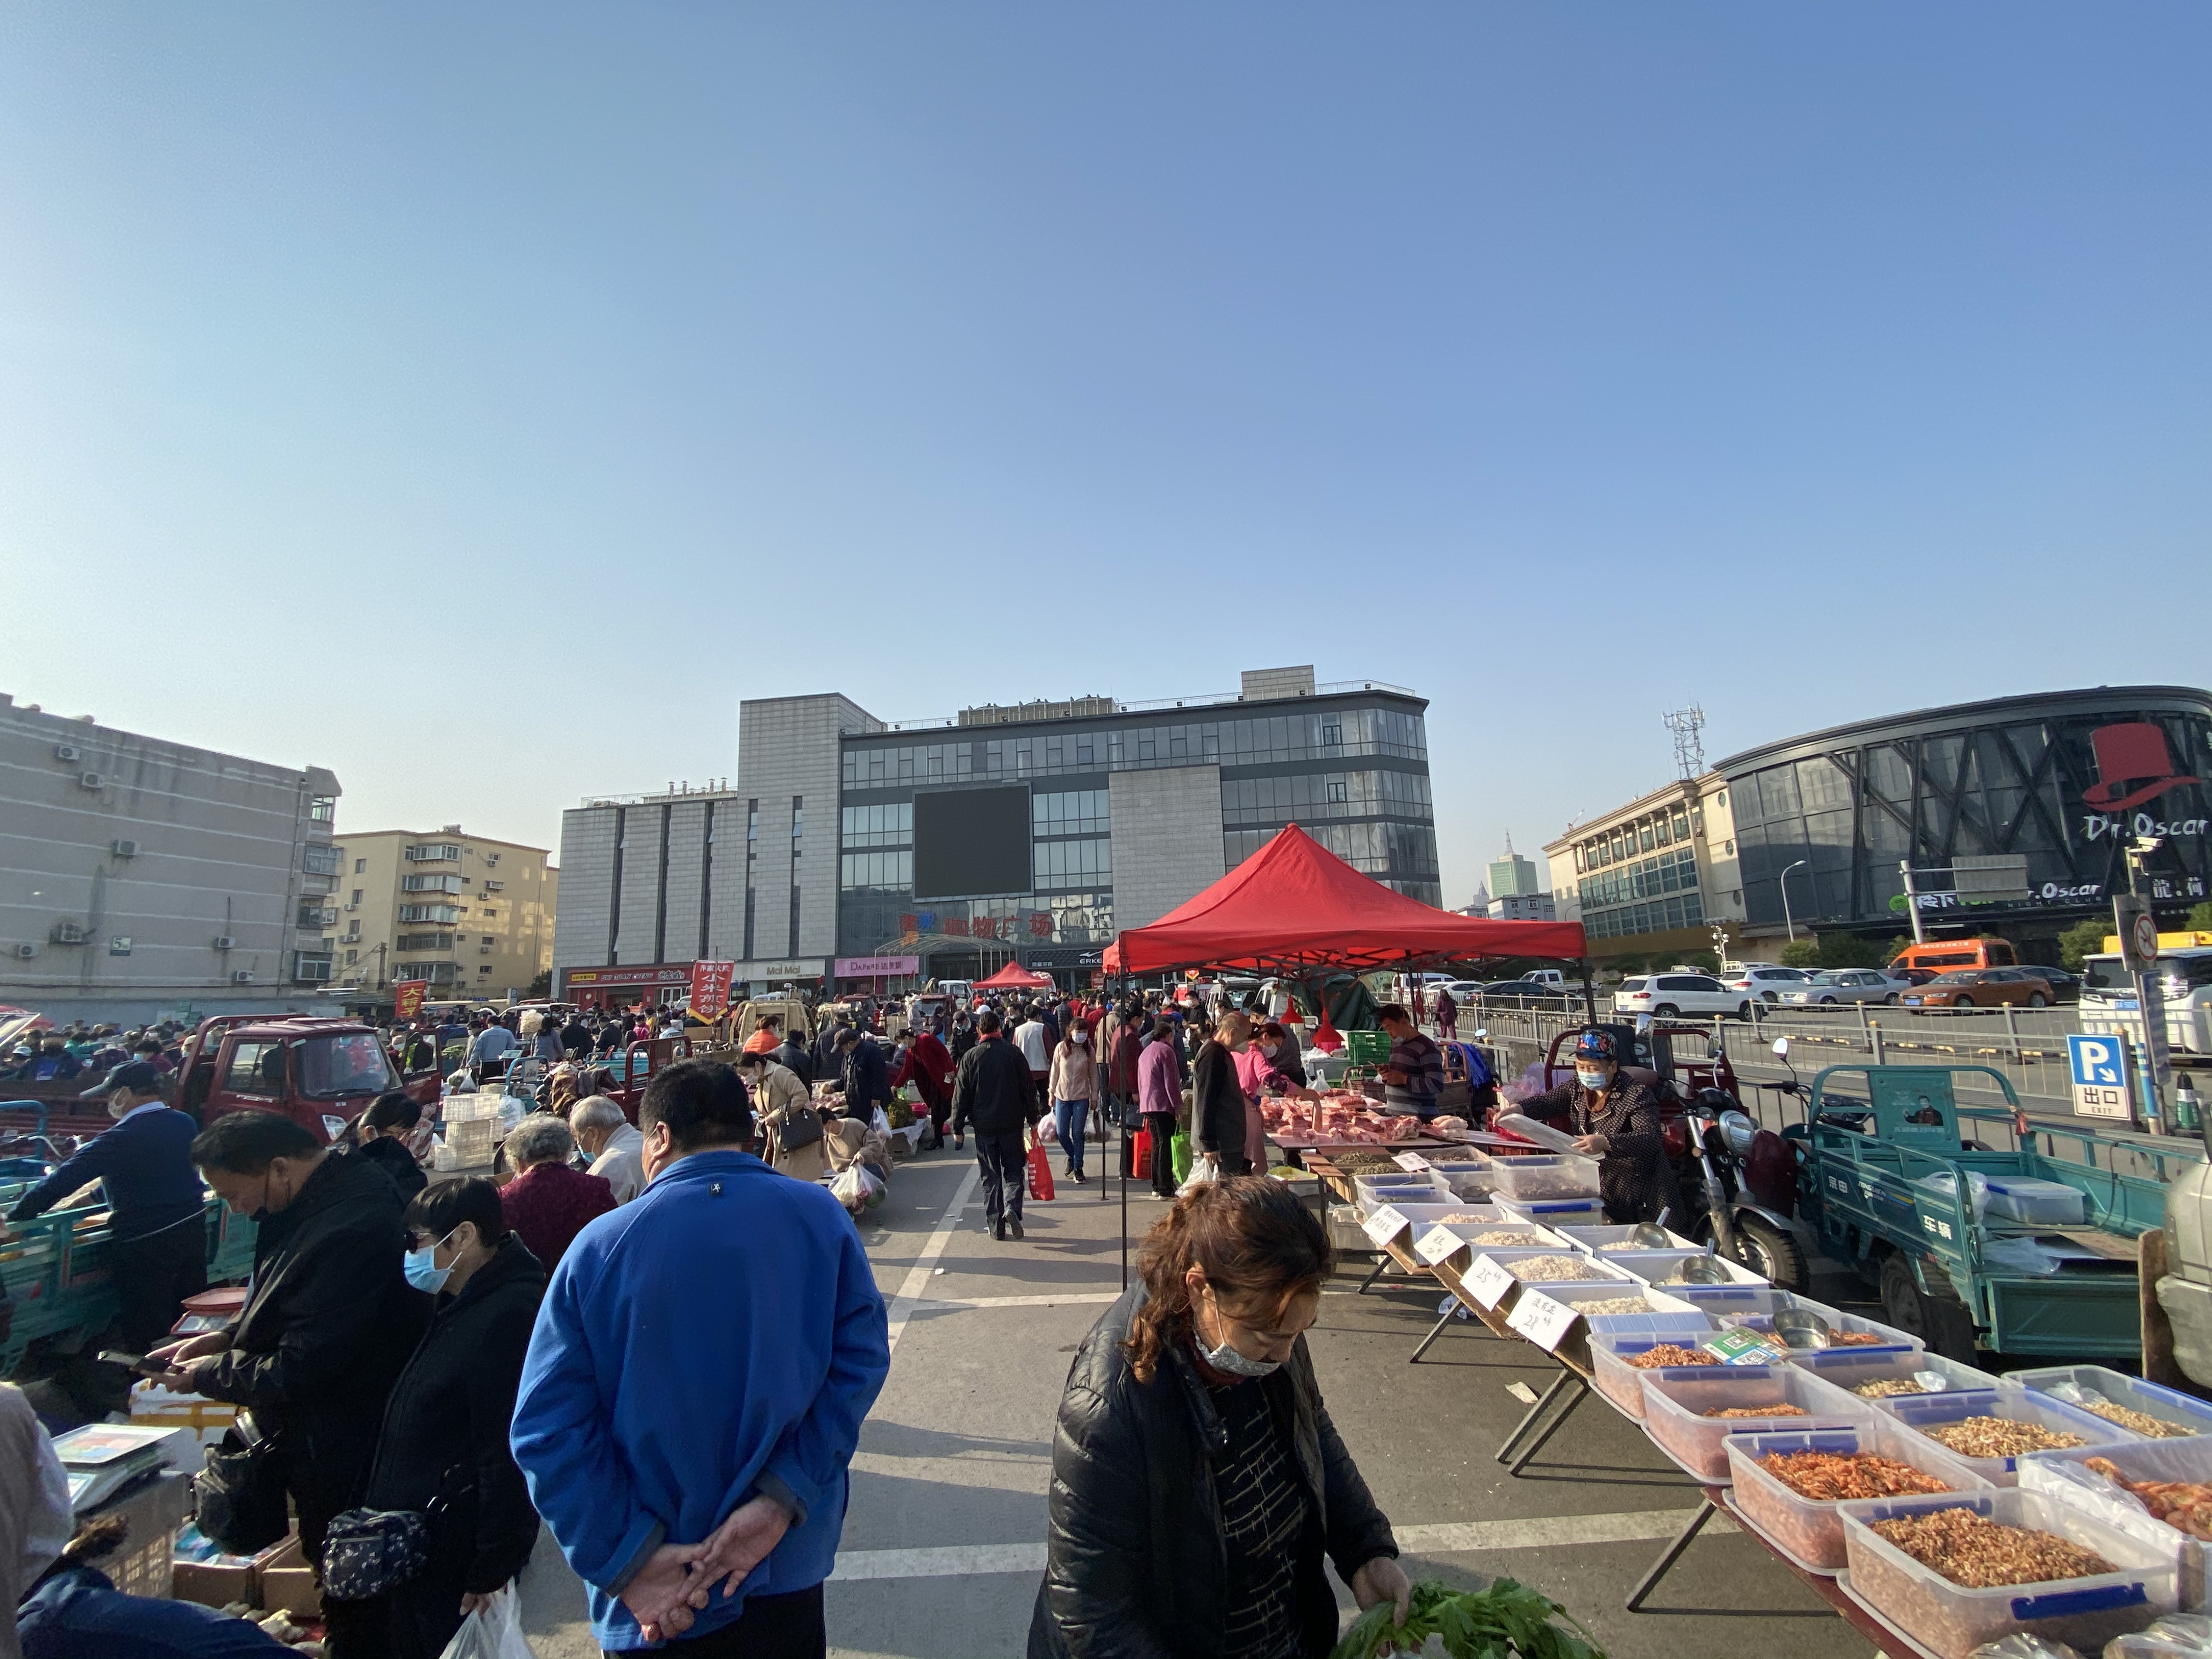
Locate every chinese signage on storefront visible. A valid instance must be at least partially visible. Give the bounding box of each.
[393,980,427,1021]
[835,955,921,978]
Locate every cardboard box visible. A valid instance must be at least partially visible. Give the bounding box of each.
[171,1552,258,1610]
[256,1534,323,1617]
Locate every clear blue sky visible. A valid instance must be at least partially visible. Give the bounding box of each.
[3,4,2206,904]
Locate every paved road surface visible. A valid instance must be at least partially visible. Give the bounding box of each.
[512,1140,1886,1658]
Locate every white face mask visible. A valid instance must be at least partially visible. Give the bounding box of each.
[1196,1288,1282,1379]
[1072,1032,1088,1045]
[1259,1043,1279,1058]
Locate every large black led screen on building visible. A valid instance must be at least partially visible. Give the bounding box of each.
[913,786,1032,899]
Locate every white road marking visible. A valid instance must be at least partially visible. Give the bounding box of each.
[827,1506,1734,1581]
[882,1165,983,1355]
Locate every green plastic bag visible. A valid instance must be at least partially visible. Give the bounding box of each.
[1170,1132,1193,1184]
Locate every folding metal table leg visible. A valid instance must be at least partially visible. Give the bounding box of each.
[1356,1252,1395,1294]
[1624,1497,1717,1612]
[1408,1302,1459,1363]
[1507,1375,1589,1475]
[1493,1370,1573,1464]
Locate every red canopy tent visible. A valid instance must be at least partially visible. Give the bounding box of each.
[974,962,1058,990]
[1101,823,1587,975]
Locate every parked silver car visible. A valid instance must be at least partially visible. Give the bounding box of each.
[1781,968,1910,1006]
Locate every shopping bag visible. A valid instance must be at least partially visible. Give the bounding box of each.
[830,1164,885,1214]
[1170,1132,1193,1186]
[1027,1141,1056,1201]
[436,1585,531,1659]
[1177,1152,1220,1196]
[1131,1128,1152,1178]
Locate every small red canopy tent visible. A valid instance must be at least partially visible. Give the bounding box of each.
[974,962,1058,990]
[1102,823,1587,975]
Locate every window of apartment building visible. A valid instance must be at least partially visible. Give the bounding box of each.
[1325,780,1348,804]
[349,889,363,906]
[303,844,341,876]
[310,797,336,823]
[353,858,366,874]
[402,873,464,894]
[482,935,495,945]
[405,843,461,862]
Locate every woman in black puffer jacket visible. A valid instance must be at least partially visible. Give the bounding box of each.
[1028,1178,1408,1659]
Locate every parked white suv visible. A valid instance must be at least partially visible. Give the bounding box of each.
[1724,965,1813,1004]
[1613,973,1753,1020]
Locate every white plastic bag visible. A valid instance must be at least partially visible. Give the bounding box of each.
[1177,1153,1220,1195]
[830,1164,885,1214]
[436,1586,531,1659]
[871,1106,893,1138]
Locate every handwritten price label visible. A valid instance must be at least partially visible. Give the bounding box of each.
[1361,1206,1410,1247]
[1465,1254,1517,1308]
[1392,1152,1431,1172]
[1507,1291,1581,1352]
[1415,1225,1470,1266]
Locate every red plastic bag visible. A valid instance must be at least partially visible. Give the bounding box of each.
[1027,1141,1056,1201]
[1131,1128,1152,1178]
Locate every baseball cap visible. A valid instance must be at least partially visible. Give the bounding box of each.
[82,1059,164,1098]
[1573,1030,1618,1062]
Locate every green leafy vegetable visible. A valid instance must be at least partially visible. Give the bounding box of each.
[1330,1578,1606,1659]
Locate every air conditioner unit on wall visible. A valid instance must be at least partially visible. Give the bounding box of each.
[213,935,236,951]
[78,772,104,790]
[111,839,139,858]
[12,944,36,960]
[232,970,256,984]
[49,922,86,945]
[53,744,80,763]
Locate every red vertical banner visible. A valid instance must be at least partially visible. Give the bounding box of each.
[393,980,427,1022]
[689,960,736,1020]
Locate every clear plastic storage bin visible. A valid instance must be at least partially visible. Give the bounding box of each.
[1606,1248,1769,1289]
[1559,1223,1700,1255]
[1429,1161,1496,1199]
[2005,1367,2212,1442]
[1496,1196,1609,1229]
[1725,1416,1991,1573]
[1640,1363,1873,1482]
[1786,1347,1998,1398]
[1877,1387,2134,1483]
[1487,1154,1602,1204]
[1837,1485,2179,1659]
[1353,1174,1443,1215]
[1564,1286,1706,1335]
[1979,1176,2090,1228]
[2018,1435,2212,1609]
[1590,1333,1726,1420]
[1381,1203,1514,1233]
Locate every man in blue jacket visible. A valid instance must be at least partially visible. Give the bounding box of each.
[512,1058,890,1655]
[5,1062,205,1356]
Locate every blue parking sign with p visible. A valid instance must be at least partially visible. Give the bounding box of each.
[2068,1035,2125,1088]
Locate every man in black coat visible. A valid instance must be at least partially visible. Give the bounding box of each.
[1190,1014,1255,1177]
[154,1111,429,1658]
[353,1090,428,1203]
[771,1028,816,1086]
[950,1011,1041,1241]
[834,1028,894,1125]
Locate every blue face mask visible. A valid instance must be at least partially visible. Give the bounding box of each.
[403,1228,459,1294]
[1575,1067,1610,1091]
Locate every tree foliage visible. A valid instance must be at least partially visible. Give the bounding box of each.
[2059,919,2109,972]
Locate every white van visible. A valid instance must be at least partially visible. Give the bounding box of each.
[2080,948,2212,1058]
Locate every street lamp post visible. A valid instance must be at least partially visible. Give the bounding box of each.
[1780,860,1810,944]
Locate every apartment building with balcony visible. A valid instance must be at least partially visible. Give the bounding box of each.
[328,826,557,1003]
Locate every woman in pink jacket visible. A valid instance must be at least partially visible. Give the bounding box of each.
[1135,1020,1184,1200]
[1232,1021,1319,1173]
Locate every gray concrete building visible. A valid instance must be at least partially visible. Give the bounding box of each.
[553,667,1437,997]
[0,692,343,1023]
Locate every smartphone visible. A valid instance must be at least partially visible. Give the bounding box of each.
[96,1350,174,1378]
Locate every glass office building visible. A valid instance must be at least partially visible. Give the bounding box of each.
[834,673,1437,977]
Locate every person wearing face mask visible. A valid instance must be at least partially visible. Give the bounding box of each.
[348,1178,546,1659]
[152,1111,428,1659]
[1045,1021,1098,1186]
[1191,1013,1255,1177]
[1030,1177,1408,1659]
[1516,1028,1683,1226]
[3,1062,206,1385]
[1233,1023,1320,1175]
